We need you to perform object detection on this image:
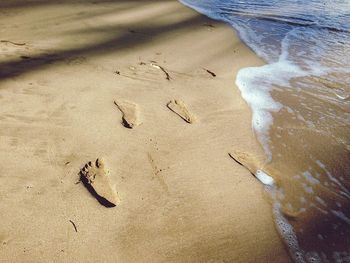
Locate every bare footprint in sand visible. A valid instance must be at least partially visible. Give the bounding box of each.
[80,158,119,207]
[228,151,258,175]
[229,151,274,186]
[114,100,141,128]
[167,99,195,124]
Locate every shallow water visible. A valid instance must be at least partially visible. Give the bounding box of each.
[180,0,350,261]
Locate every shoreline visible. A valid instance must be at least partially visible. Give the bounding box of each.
[0,0,290,262]
[184,1,350,259]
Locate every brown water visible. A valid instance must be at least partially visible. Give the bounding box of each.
[263,74,350,262]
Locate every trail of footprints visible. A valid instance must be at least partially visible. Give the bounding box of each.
[79,98,196,207]
[79,96,267,207]
[113,98,195,129]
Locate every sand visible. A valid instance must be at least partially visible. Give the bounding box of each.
[0,0,291,262]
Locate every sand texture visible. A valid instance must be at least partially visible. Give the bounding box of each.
[0,0,291,262]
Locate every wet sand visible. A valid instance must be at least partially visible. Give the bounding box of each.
[0,0,291,262]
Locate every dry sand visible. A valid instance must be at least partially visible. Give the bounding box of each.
[0,0,291,262]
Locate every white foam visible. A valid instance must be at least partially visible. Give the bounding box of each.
[315,196,327,207]
[235,55,306,160]
[315,160,350,198]
[331,210,350,225]
[273,202,306,263]
[302,171,320,185]
[305,252,322,263]
[302,183,314,194]
[335,93,349,100]
[255,170,274,185]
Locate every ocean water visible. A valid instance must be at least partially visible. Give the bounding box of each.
[180,0,350,262]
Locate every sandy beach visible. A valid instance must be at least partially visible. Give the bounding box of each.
[0,0,291,262]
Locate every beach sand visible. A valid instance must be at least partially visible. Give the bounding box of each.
[0,0,291,262]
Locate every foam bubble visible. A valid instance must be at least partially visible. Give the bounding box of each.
[273,203,306,263]
[305,252,322,263]
[315,196,327,207]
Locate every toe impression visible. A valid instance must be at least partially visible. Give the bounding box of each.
[79,158,119,207]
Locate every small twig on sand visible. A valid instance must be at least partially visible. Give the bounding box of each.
[69,220,78,232]
[0,40,26,46]
[150,62,171,81]
[203,68,216,77]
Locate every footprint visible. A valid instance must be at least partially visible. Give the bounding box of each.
[228,151,275,186]
[114,100,141,128]
[147,153,169,193]
[228,151,258,175]
[167,99,195,124]
[80,158,119,207]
